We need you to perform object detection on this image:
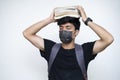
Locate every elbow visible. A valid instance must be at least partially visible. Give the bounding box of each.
[106,35,114,45]
[23,30,26,38]
[22,30,29,39]
[22,30,35,40]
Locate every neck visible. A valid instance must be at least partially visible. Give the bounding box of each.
[62,41,75,49]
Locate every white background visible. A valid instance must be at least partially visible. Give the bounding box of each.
[0,0,120,80]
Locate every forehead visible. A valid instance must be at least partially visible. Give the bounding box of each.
[59,22,74,27]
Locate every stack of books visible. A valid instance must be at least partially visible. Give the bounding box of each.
[54,6,80,19]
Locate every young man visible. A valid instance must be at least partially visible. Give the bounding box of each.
[23,6,114,80]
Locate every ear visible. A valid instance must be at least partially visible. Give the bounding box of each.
[75,30,79,36]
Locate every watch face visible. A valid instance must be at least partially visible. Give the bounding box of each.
[54,6,80,20]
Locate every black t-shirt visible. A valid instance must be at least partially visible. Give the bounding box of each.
[40,39,97,80]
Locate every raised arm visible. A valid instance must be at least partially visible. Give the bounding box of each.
[77,6,114,54]
[23,11,55,51]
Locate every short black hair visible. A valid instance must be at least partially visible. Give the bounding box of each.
[57,16,80,30]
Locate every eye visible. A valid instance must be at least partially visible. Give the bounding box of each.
[66,26,71,29]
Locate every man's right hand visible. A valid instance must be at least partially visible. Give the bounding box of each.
[46,9,56,23]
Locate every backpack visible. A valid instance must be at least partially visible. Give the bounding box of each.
[48,43,87,80]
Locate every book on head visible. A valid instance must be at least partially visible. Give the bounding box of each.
[54,6,80,20]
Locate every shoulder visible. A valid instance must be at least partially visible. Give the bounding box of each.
[82,41,96,51]
[39,39,56,60]
[44,39,56,46]
[81,41,97,68]
[43,39,56,52]
[81,41,97,60]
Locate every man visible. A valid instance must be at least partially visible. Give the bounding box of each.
[23,6,114,80]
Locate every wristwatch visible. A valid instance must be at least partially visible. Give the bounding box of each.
[84,17,93,25]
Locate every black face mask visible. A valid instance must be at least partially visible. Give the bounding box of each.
[59,30,73,44]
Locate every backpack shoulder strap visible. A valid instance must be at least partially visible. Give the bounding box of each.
[48,43,61,72]
[75,44,87,80]
[48,43,87,80]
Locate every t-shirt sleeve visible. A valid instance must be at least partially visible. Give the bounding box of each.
[82,41,97,68]
[39,39,56,61]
